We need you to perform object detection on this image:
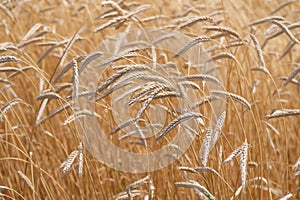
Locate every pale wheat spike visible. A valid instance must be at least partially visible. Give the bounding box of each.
[250,66,271,75]
[8,65,33,78]
[22,23,43,41]
[202,129,212,167]
[179,81,201,91]
[207,52,237,62]
[177,74,223,86]
[95,65,149,93]
[293,156,300,170]
[284,64,300,86]
[279,77,300,86]
[224,144,244,163]
[211,90,251,110]
[63,110,99,125]
[101,0,127,15]
[78,142,83,176]
[109,119,133,135]
[177,16,214,30]
[279,193,293,200]
[18,36,44,48]
[179,166,198,173]
[175,180,216,200]
[202,25,240,39]
[250,16,285,26]
[149,179,155,199]
[0,3,15,21]
[271,0,297,14]
[272,20,300,45]
[174,36,211,57]
[53,56,86,83]
[0,98,22,121]
[72,59,79,102]
[125,176,149,191]
[250,33,266,68]
[191,96,219,109]
[279,41,296,60]
[17,171,34,190]
[265,109,300,119]
[210,111,226,149]
[156,112,203,141]
[0,56,18,63]
[36,92,61,101]
[78,52,103,75]
[60,150,78,174]
[240,140,249,188]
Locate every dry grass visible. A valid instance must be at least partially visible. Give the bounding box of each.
[1,0,300,199]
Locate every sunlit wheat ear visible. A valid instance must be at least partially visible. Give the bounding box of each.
[36,92,61,101]
[72,59,79,102]
[224,141,250,188]
[175,180,216,200]
[249,16,285,26]
[272,0,297,14]
[177,16,214,30]
[101,0,127,15]
[293,156,300,171]
[207,52,237,62]
[272,20,300,45]
[156,112,204,141]
[17,170,34,190]
[177,74,223,86]
[240,140,249,188]
[96,65,149,93]
[279,41,296,60]
[53,56,85,83]
[202,25,241,39]
[250,33,266,68]
[60,149,78,174]
[284,64,300,86]
[201,129,212,167]
[63,110,99,125]
[265,109,300,119]
[280,193,293,200]
[211,111,226,148]
[78,51,103,74]
[78,142,83,176]
[0,98,22,121]
[211,90,251,110]
[173,36,211,57]
[0,55,18,63]
[0,4,15,21]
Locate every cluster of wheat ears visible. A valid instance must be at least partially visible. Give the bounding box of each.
[0,0,300,199]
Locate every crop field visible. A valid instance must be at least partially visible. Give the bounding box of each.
[0,0,300,199]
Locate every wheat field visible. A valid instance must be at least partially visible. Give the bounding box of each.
[1,0,300,199]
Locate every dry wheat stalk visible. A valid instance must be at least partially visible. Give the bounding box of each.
[265,109,300,119]
[174,36,211,57]
[279,41,296,60]
[156,112,203,141]
[211,90,251,110]
[37,103,72,125]
[8,65,33,78]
